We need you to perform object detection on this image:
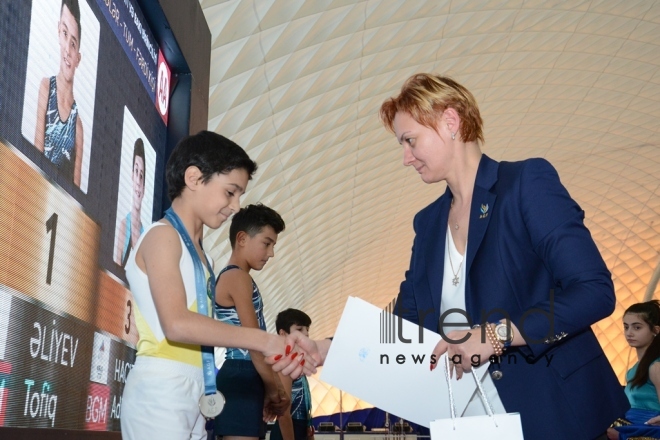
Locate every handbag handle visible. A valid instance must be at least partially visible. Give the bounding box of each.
[443,355,499,428]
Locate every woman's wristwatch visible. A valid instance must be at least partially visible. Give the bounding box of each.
[476,321,514,356]
[494,321,514,350]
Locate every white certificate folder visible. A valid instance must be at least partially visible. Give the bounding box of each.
[319,296,487,428]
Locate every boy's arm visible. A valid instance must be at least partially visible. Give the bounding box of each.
[137,225,286,354]
[276,373,295,440]
[34,77,49,152]
[264,374,289,422]
[114,218,127,265]
[73,117,83,187]
[222,269,289,416]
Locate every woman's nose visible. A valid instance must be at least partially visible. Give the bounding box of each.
[402,147,414,166]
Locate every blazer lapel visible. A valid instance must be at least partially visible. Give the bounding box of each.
[465,155,499,277]
[427,187,452,315]
[464,155,498,319]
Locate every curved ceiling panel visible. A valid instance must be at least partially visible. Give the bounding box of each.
[200,0,660,387]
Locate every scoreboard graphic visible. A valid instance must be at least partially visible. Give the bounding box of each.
[0,0,170,432]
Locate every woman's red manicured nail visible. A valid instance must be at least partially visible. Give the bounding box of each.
[274,355,282,361]
[285,345,292,356]
[291,352,298,360]
[301,359,306,366]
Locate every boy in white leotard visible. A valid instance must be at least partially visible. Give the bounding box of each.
[120,131,320,440]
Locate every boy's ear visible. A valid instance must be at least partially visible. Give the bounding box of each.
[277,329,287,337]
[235,230,248,246]
[184,166,203,190]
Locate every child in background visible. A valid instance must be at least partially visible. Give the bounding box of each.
[114,138,146,267]
[270,309,315,440]
[35,0,84,187]
[120,132,307,440]
[214,203,289,439]
[608,300,660,440]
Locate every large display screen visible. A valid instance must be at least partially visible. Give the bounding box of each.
[0,0,172,431]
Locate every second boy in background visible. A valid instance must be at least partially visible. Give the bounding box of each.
[214,203,289,439]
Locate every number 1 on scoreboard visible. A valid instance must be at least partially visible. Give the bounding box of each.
[45,213,58,285]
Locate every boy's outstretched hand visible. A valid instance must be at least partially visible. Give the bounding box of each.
[265,331,332,378]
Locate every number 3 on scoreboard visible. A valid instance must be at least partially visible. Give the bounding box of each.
[45,213,58,285]
[125,299,132,334]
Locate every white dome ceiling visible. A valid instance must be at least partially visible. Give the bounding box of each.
[199,0,660,385]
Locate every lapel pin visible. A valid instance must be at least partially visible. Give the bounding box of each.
[479,203,489,219]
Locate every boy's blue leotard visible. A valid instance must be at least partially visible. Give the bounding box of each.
[44,76,78,180]
[214,264,267,360]
[290,375,312,420]
[214,265,269,437]
[121,212,145,268]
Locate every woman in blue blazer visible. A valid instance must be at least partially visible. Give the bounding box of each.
[379,73,629,439]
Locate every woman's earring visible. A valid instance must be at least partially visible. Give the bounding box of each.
[451,132,456,140]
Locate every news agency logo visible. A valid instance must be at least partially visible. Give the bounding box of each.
[378,292,558,368]
[380,289,558,346]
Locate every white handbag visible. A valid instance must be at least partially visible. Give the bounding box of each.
[430,356,524,439]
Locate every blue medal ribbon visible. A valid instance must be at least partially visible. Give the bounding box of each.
[164,207,217,396]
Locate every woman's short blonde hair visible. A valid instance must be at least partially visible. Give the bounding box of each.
[379,73,484,144]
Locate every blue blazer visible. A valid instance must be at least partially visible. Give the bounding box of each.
[395,154,629,439]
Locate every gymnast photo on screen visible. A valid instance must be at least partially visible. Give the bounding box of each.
[114,138,146,268]
[34,0,84,187]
